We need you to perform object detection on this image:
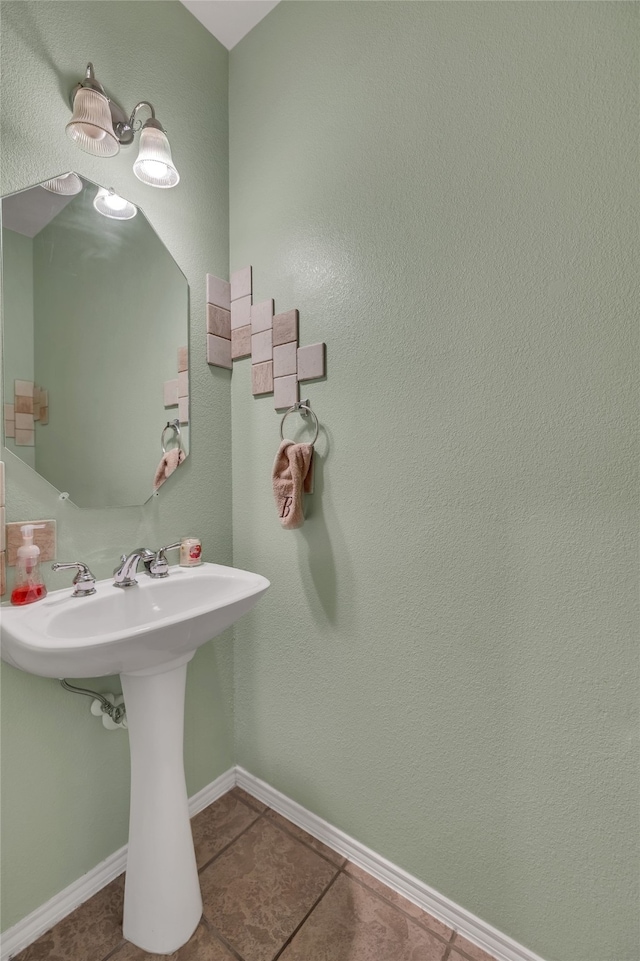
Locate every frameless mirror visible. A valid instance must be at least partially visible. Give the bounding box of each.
[1,173,189,508]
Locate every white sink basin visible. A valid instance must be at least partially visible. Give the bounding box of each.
[0,560,269,955]
[0,561,270,678]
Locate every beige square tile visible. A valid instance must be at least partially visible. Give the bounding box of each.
[178,370,189,398]
[179,396,189,425]
[191,791,261,869]
[164,379,179,407]
[0,552,5,597]
[344,863,453,940]
[177,346,189,373]
[230,294,252,331]
[0,460,4,506]
[207,273,231,311]
[15,413,34,431]
[200,817,337,961]
[39,408,49,426]
[251,329,273,365]
[15,429,35,447]
[12,875,124,961]
[251,299,274,334]
[230,265,252,301]
[273,309,299,347]
[297,342,325,381]
[273,342,297,378]
[274,375,299,410]
[450,935,499,961]
[266,810,346,867]
[231,325,251,360]
[7,520,56,566]
[15,395,33,415]
[14,380,33,397]
[206,304,231,340]
[5,418,15,439]
[207,334,232,370]
[251,361,274,396]
[0,508,5,551]
[4,403,14,420]
[279,872,448,961]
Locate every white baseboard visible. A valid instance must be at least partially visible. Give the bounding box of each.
[235,767,546,961]
[0,768,235,961]
[2,766,544,961]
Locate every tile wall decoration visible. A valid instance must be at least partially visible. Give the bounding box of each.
[205,268,326,410]
[0,461,5,595]
[5,381,49,445]
[163,347,190,424]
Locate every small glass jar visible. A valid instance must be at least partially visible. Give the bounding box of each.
[179,536,202,567]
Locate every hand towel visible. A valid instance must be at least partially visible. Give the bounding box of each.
[153,447,185,490]
[272,440,314,529]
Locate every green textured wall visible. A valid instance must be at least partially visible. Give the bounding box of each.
[0,0,230,931]
[229,4,638,961]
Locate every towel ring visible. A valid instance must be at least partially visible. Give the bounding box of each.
[280,402,319,445]
[161,419,182,454]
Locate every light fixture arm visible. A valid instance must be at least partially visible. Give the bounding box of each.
[125,101,167,137]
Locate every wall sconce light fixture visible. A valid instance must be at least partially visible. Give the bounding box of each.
[66,63,180,188]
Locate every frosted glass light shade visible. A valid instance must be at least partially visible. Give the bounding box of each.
[133,126,180,188]
[66,88,119,158]
[93,187,137,220]
[42,173,83,196]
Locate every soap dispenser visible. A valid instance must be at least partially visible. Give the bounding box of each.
[11,524,47,606]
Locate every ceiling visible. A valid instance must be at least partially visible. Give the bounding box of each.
[180,0,280,50]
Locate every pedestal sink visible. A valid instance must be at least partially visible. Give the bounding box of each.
[0,562,270,954]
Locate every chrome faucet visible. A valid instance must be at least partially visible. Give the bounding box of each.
[143,542,181,578]
[113,548,155,588]
[52,561,97,597]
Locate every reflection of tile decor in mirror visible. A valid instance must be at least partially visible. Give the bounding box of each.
[1,174,189,508]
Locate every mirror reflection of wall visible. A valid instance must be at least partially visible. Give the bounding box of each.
[2,175,189,508]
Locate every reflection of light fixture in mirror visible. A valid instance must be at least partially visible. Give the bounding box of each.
[42,172,84,196]
[93,187,137,220]
[67,63,180,187]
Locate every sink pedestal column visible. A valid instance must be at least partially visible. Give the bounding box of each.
[120,653,202,954]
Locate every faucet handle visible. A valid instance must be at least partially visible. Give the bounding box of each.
[146,542,181,578]
[52,562,97,597]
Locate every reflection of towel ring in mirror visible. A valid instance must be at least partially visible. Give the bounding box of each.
[280,402,319,445]
[161,419,182,454]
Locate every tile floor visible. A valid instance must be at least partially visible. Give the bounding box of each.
[14,788,499,961]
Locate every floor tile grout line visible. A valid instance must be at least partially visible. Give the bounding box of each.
[447,939,496,961]
[201,914,248,961]
[270,868,342,961]
[337,863,454,946]
[197,809,265,875]
[99,937,127,961]
[262,808,348,871]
